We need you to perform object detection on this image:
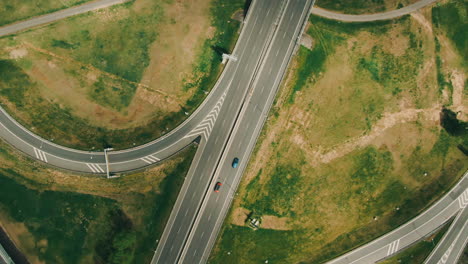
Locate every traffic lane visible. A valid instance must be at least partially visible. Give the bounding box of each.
[327,174,468,264]
[424,205,467,263]
[181,0,313,262]
[153,1,283,262]
[0,0,130,37]
[425,206,468,264]
[332,189,467,264]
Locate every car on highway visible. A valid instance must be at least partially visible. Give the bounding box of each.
[232,157,239,168]
[214,182,222,192]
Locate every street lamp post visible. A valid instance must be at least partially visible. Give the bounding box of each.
[104,148,113,178]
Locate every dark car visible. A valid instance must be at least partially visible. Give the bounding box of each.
[232,157,239,168]
[214,182,222,192]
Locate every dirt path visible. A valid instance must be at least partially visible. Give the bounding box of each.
[307,105,441,165]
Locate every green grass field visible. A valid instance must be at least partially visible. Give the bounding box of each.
[0,140,196,263]
[0,0,92,26]
[0,0,245,150]
[209,3,467,263]
[380,221,451,264]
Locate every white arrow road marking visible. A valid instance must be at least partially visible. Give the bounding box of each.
[86,163,105,173]
[141,155,160,164]
[458,189,468,209]
[185,91,227,140]
[387,239,400,256]
[33,147,48,162]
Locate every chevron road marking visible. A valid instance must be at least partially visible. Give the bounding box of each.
[141,155,161,164]
[386,239,400,256]
[86,163,105,173]
[458,189,468,209]
[33,147,48,162]
[185,91,227,140]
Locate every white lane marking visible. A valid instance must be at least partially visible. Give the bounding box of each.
[201,232,205,239]
[215,194,220,203]
[269,67,273,75]
[438,241,455,264]
[177,226,182,234]
[208,213,212,222]
[141,155,160,164]
[86,163,105,173]
[387,239,400,256]
[87,163,97,173]
[266,8,270,17]
[33,147,48,162]
[185,209,189,217]
[215,136,219,145]
[458,189,468,208]
[193,249,197,257]
[185,91,227,139]
[170,246,174,252]
[275,49,280,57]
[283,30,287,39]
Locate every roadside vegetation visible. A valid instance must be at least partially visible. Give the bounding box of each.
[379,221,451,264]
[0,139,196,263]
[210,1,467,263]
[0,0,245,150]
[0,0,93,26]
[315,0,419,14]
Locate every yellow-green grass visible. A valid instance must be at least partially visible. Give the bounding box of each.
[0,0,93,26]
[315,0,419,15]
[0,139,196,263]
[209,3,467,264]
[0,0,244,150]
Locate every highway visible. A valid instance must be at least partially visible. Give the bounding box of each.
[151,0,314,262]
[327,171,468,264]
[424,200,468,264]
[0,243,13,264]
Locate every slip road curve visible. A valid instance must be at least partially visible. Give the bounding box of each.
[0,0,256,175]
[327,171,468,264]
[310,0,438,22]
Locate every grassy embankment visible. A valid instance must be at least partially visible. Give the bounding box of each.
[209,1,467,263]
[0,139,196,264]
[0,0,244,150]
[0,0,93,26]
[315,0,419,15]
[379,221,451,264]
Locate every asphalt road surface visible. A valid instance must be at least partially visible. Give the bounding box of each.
[151,0,315,262]
[327,171,468,264]
[0,0,130,37]
[0,244,12,264]
[311,0,437,22]
[424,200,468,264]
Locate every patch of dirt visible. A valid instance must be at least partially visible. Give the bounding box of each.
[450,70,467,121]
[140,0,213,100]
[230,207,250,226]
[304,105,441,165]
[8,48,28,59]
[381,26,409,57]
[411,12,433,35]
[260,215,292,230]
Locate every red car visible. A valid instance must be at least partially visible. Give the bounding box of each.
[214,182,222,192]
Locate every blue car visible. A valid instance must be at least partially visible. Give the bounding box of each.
[232,157,239,168]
